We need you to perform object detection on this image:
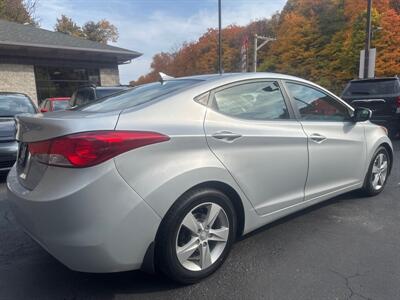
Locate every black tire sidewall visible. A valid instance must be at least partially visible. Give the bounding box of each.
[156,188,236,284]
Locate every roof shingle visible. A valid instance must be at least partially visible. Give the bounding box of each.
[0,19,141,58]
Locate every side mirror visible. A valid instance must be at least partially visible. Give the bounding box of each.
[353,107,372,122]
[40,108,48,113]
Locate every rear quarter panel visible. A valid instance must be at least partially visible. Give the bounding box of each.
[114,92,257,232]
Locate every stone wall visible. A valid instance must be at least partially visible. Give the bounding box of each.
[0,64,37,103]
[100,66,120,86]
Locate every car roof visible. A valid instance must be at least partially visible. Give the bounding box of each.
[0,92,29,97]
[0,92,32,100]
[176,72,308,82]
[166,72,322,94]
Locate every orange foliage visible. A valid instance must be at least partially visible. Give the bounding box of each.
[133,0,400,93]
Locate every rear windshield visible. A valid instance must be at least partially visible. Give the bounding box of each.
[343,80,399,96]
[79,80,202,112]
[53,100,70,110]
[96,88,126,99]
[0,94,36,116]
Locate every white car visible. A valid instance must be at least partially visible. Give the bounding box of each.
[7,73,393,283]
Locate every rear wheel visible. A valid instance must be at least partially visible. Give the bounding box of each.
[156,188,236,284]
[361,146,390,196]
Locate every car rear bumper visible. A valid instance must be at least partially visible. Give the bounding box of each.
[6,162,161,273]
[0,141,17,171]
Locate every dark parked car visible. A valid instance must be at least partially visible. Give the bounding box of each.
[0,92,37,172]
[69,86,129,108]
[342,77,400,137]
[39,97,70,113]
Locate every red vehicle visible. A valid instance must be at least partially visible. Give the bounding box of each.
[39,97,70,113]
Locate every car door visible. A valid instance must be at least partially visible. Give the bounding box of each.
[283,81,367,201]
[204,80,308,215]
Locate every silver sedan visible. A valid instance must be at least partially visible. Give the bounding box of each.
[7,73,393,283]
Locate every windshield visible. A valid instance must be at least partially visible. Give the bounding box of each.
[53,100,70,110]
[344,80,399,96]
[79,79,202,112]
[0,94,36,116]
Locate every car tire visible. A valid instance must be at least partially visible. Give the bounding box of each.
[361,146,391,196]
[156,188,237,284]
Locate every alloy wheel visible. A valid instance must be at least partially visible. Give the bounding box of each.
[371,153,388,190]
[176,202,229,271]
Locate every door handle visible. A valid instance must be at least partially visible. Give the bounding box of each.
[310,133,327,144]
[212,131,242,142]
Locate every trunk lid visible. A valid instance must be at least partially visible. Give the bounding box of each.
[15,111,120,190]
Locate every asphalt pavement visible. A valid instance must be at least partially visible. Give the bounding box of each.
[0,141,399,300]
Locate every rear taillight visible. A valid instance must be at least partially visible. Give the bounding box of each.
[28,131,169,168]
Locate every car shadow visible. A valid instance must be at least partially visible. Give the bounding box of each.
[1,189,367,299]
[239,189,364,241]
[0,159,396,299]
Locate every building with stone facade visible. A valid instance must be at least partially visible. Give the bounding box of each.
[0,19,141,104]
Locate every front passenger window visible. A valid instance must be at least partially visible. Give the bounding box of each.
[212,81,289,120]
[286,83,350,121]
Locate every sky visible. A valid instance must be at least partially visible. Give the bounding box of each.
[36,0,286,84]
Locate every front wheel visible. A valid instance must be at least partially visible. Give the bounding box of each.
[156,188,236,284]
[361,146,391,196]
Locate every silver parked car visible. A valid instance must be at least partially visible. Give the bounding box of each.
[7,73,392,283]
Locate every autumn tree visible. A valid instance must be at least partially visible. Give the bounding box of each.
[54,16,118,44]
[134,0,400,93]
[374,8,400,76]
[82,20,118,44]
[0,0,38,24]
[54,15,83,38]
[260,12,320,78]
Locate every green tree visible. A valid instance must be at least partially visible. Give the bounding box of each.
[0,0,37,24]
[54,15,83,38]
[82,20,119,44]
[53,16,118,44]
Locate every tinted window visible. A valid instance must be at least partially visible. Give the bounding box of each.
[74,89,86,106]
[343,80,399,96]
[286,83,350,121]
[79,80,202,112]
[212,81,289,120]
[74,88,91,106]
[87,89,96,101]
[53,100,70,110]
[0,94,36,116]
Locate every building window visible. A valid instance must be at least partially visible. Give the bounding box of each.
[34,66,100,103]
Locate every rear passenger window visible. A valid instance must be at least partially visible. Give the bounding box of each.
[212,81,289,120]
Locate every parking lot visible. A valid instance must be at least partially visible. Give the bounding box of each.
[0,140,398,300]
